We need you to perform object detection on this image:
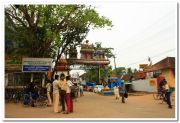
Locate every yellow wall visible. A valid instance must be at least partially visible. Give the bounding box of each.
[161,69,175,88]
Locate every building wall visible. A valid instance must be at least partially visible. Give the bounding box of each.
[161,69,175,88]
[132,78,157,92]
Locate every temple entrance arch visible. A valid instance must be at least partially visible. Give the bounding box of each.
[56,40,112,85]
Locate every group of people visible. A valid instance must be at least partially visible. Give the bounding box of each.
[46,73,75,114]
[159,79,173,109]
[114,80,127,103]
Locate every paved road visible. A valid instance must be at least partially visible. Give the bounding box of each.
[5,92,175,118]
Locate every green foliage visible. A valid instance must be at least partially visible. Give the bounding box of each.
[112,67,126,75]
[127,67,133,74]
[134,68,138,73]
[85,65,113,84]
[5,5,113,60]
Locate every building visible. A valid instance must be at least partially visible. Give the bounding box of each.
[144,57,175,88]
[55,58,70,78]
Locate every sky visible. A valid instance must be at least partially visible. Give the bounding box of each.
[1,1,177,76]
[71,2,177,75]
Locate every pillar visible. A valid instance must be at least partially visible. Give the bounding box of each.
[30,73,33,82]
[42,74,45,87]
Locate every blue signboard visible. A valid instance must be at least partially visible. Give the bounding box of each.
[22,58,52,72]
[23,65,50,72]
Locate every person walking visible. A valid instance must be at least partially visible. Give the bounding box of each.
[80,84,84,96]
[59,73,67,113]
[163,79,172,109]
[65,76,74,114]
[45,80,52,106]
[119,80,126,103]
[53,75,61,113]
[114,85,120,100]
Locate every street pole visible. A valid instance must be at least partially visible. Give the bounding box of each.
[113,55,117,74]
[98,64,100,84]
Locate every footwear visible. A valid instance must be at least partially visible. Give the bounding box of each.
[169,106,172,109]
[60,110,65,113]
[63,111,69,114]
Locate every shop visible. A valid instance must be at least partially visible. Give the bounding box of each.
[5,57,52,88]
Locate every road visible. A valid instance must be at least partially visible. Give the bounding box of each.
[5,91,175,118]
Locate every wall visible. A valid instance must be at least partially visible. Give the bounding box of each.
[132,78,157,92]
[161,69,175,88]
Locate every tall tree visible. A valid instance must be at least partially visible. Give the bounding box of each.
[5,5,113,77]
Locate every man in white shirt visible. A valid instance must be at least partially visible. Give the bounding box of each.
[45,80,52,106]
[80,85,84,96]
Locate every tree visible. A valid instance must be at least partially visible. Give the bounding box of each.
[112,67,126,75]
[127,67,133,74]
[5,5,113,77]
[85,65,112,85]
[134,68,138,73]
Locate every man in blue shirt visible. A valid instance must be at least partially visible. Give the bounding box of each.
[119,80,126,103]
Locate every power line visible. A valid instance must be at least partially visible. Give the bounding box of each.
[125,48,175,67]
[116,9,175,49]
[117,24,175,55]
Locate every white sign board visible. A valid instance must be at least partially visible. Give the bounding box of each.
[22,58,52,72]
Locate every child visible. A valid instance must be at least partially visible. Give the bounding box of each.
[114,85,120,100]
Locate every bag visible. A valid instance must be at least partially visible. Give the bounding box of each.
[70,92,75,97]
[124,92,128,98]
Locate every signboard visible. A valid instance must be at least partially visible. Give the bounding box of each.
[149,80,156,86]
[139,64,148,69]
[22,58,52,72]
[5,59,22,71]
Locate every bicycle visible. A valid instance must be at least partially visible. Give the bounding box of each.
[35,95,48,108]
[153,90,165,100]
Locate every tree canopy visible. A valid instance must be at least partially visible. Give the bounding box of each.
[5,5,113,76]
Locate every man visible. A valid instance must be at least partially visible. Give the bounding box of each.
[114,84,120,100]
[65,76,74,114]
[79,84,84,96]
[53,75,61,113]
[158,79,166,100]
[59,73,67,113]
[163,79,172,109]
[45,80,52,106]
[119,80,126,103]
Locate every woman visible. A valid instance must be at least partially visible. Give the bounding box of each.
[53,75,61,113]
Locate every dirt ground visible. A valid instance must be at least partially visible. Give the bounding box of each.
[5,91,175,118]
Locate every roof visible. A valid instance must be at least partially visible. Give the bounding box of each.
[67,58,110,65]
[57,58,68,65]
[133,71,146,80]
[144,57,175,72]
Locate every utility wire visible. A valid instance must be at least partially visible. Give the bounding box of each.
[125,48,175,67]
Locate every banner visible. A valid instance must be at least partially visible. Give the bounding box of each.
[22,58,52,72]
